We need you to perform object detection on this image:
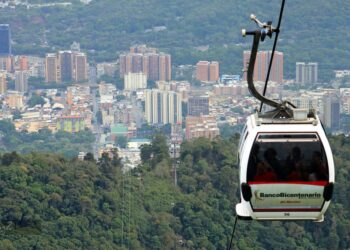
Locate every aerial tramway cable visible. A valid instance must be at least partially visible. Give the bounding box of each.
[259,0,286,112]
[227,215,238,250]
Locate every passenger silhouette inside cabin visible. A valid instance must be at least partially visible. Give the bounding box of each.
[286,147,308,181]
[263,148,283,179]
[286,147,303,172]
[287,161,309,181]
[308,151,328,181]
[253,161,277,182]
[253,148,279,182]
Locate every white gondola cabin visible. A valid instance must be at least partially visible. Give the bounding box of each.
[236,111,334,222]
[237,7,335,221]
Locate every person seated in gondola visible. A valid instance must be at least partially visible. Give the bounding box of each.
[308,151,328,181]
[263,147,284,180]
[284,147,303,179]
[253,161,278,182]
[247,144,261,181]
[287,162,308,181]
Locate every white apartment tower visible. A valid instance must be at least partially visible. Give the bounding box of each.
[296,62,318,84]
[145,89,182,125]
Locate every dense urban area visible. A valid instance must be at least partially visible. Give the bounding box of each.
[0,0,349,249]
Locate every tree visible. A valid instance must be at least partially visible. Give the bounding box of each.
[161,124,172,135]
[0,120,16,134]
[115,75,124,90]
[83,152,95,162]
[140,144,153,164]
[1,151,20,166]
[151,133,170,167]
[12,110,22,120]
[28,94,45,107]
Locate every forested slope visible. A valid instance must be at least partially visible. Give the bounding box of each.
[0,134,349,249]
[1,0,349,80]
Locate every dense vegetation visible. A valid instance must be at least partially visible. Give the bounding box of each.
[1,0,350,81]
[0,120,94,158]
[0,133,349,249]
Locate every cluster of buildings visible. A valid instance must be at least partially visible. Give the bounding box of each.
[285,88,341,131]
[45,50,88,83]
[1,21,349,166]
[195,61,220,82]
[185,95,220,140]
[0,85,94,133]
[119,45,171,82]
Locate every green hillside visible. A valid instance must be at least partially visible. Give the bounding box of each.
[0,134,349,249]
[1,0,349,81]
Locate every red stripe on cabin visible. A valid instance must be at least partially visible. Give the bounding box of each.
[248,181,328,186]
[254,208,322,212]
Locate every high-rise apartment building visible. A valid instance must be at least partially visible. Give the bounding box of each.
[188,95,210,116]
[119,46,171,81]
[243,51,284,84]
[148,54,159,80]
[73,52,87,82]
[159,54,167,81]
[131,54,143,73]
[145,89,182,125]
[0,24,11,56]
[15,71,29,93]
[142,55,149,76]
[296,62,306,84]
[323,93,340,132]
[156,54,171,81]
[45,53,58,83]
[196,61,209,82]
[124,72,147,90]
[307,63,318,84]
[0,71,7,95]
[296,62,318,84]
[58,51,73,82]
[209,61,220,82]
[196,61,220,82]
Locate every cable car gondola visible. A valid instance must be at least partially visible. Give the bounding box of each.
[235,1,334,222]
